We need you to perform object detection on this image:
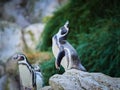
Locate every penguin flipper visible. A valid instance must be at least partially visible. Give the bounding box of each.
[55,49,65,69]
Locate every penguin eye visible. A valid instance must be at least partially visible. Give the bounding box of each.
[19,56,24,60]
[61,27,67,35]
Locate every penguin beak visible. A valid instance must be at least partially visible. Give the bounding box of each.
[64,21,69,32]
[13,54,21,60]
[13,54,19,60]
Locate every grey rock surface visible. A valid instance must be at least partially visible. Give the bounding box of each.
[49,69,120,90]
[23,23,45,50]
[0,21,23,62]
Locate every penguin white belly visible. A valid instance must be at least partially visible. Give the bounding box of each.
[52,42,59,58]
[61,56,68,70]
[61,48,73,70]
[35,72,43,89]
[52,44,68,70]
[19,65,33,88]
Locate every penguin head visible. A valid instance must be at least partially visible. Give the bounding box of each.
[56,21,69,41]
[13,53,28,64]
[33,64,41,72]
[52,21,69,47]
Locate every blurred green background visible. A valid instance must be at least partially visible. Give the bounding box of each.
[38,0,120,85]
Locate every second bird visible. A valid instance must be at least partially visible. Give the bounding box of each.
[52,21,86,71]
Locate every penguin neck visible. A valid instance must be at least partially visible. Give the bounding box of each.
[18,60,33,71]
[59,40,66,44]
[18,61,33,88]
[59,35,67,45]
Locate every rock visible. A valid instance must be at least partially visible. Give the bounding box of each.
[7,75,20,90]
[0,21,23,62]
[23,23,45,50]
[26,0,68,23]
[0,75,7,90]
[1,56,21,90]
[0,61,5,77]
[2,0,30,27]
[41,86,53,90]
[3,56,21,90]
[49,69,120,90]
[0,65,4,77]
[5,56,18,76]
[0,75,20,90]
[1,0,68,27]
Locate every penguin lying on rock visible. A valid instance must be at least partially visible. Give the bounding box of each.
[13,53,43,90]
[52,21,86,71]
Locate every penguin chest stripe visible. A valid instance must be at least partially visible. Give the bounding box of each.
[64,48,70,68]
[54,35,60,49]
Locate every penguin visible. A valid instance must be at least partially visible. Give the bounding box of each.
[13,53,43,90]
[52,21,86,71]
[33,65,43,90]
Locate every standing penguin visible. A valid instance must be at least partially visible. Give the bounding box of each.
[33,65,43,90]
[13,53,43,90]
[52,21,86,71]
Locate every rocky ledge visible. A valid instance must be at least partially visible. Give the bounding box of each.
[42,69,120,90]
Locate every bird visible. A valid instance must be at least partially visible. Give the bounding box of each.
[33,64,43,90]
[52,21,86,71]
[13,53,43,90]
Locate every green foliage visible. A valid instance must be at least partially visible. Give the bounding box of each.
[40,58,64,85]
[76,19,120,77]
[38,0,120,84]
[42,16,53,23]
[37,0,120,51]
